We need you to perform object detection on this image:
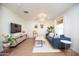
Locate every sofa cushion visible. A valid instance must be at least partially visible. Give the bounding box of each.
[49,33,54,37]
[47,36,53,42]
[54,35,60,38]
[60,35,65,38]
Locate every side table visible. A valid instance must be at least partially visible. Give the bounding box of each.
[60,40,72,56]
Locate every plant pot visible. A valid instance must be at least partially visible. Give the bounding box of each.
[3,43,10,47]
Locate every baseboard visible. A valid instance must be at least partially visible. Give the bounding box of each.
[71,48,79,54]
[27,37,34,39]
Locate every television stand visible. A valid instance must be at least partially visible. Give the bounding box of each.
[10,33,27,47]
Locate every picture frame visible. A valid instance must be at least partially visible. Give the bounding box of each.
[40,24,44,28]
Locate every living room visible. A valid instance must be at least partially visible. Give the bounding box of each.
[0,3,79,56]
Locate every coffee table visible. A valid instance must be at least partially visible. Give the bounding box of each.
[35,36,45,47]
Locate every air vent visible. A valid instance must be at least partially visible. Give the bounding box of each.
[24,11,29,13]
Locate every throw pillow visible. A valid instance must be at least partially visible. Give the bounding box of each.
[49,33,54,37]
[54,34,60,38]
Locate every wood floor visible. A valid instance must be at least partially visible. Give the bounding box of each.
[6,38,79,56]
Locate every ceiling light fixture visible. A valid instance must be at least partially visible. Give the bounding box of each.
[37,13,47,18]
[37,13,49,22]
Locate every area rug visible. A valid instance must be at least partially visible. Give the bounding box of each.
[32,39,61,53]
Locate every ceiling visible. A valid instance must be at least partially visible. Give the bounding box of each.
[2,3,76,20]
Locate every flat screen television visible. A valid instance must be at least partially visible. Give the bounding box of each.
[10,23,21,33]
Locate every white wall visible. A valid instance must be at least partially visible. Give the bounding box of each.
[63,4,79,53]
[0,5,4,52]
[0,6,1,34]
[0,5,27,35]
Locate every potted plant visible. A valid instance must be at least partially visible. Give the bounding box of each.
[47,26,55,36]
[3,34,15,47]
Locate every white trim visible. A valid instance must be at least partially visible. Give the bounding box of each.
[71,47,79,54]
